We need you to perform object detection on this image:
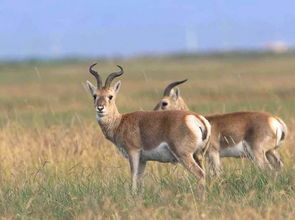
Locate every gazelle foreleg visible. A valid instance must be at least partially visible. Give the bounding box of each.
[207,148,221,177]
[128,150,141,193]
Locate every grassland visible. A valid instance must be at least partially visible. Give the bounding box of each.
[0,53,295,219]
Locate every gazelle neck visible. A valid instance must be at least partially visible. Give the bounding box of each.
[179,97,189,110]
[96,106,122,142]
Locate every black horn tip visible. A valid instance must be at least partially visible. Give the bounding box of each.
[89,63,97,70]
[116,65,124,71]
[180,79,188,83]
[116,65,124,75]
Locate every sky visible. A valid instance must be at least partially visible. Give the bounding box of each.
[0,0,295,59]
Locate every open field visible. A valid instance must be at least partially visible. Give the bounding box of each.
[0,53,295,219]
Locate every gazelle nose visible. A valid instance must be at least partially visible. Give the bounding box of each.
[97,106,104,111]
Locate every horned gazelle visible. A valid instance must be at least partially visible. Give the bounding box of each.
[86,64,211,192]
[154,80,288,175]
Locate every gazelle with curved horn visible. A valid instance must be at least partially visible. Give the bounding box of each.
[154,80,288,175]
[153,79,189,111]
[86,64,211,192]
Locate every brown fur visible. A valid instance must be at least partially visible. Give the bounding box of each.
[112,110,208,152]
[86,67,211,193]
[154,94,188,111]
[154,82,288,175]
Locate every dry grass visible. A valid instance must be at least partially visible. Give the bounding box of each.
[0,53,295,219]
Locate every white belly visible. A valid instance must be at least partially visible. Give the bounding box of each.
[220,141,247,158]
[141,142,178,163]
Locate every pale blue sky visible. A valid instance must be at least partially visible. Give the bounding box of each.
[0,0,294,59]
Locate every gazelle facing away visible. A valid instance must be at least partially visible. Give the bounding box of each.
[86,64,211,192]
[154,80,288,175]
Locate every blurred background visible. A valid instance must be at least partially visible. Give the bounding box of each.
[1,0,295,125]
[1,0,295,60]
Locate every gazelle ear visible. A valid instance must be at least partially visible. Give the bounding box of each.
[175,88,180,99]
[86,80,96,95]
[113,80,121,94]
[170,88,180,101]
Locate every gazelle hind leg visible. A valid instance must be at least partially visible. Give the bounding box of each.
[178,153,206,197]
[193,140,212,172]
[266,149,283,170]
[193,152,205,171]
[246,144,271,169]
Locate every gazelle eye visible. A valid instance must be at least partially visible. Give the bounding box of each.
[93,94,97,101]
[162,101,168,107]
[108,95,113,100]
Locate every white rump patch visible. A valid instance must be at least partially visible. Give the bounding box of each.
[141,142,178,163]
[220,141,247,158]
[199,115,211,142]
[269,117,284,146]
[185,115,203,142]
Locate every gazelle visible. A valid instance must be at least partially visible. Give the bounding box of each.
[86,64,211,192]
[154,80,288,175]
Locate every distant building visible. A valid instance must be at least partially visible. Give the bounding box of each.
[265,41,288,53]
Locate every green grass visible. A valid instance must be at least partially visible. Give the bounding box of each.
[0,53,295,219]
[0,163,294,219]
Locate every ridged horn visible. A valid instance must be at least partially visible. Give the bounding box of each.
[104,65,124,89]
[89,63,103,89]
[163,79,188,96]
